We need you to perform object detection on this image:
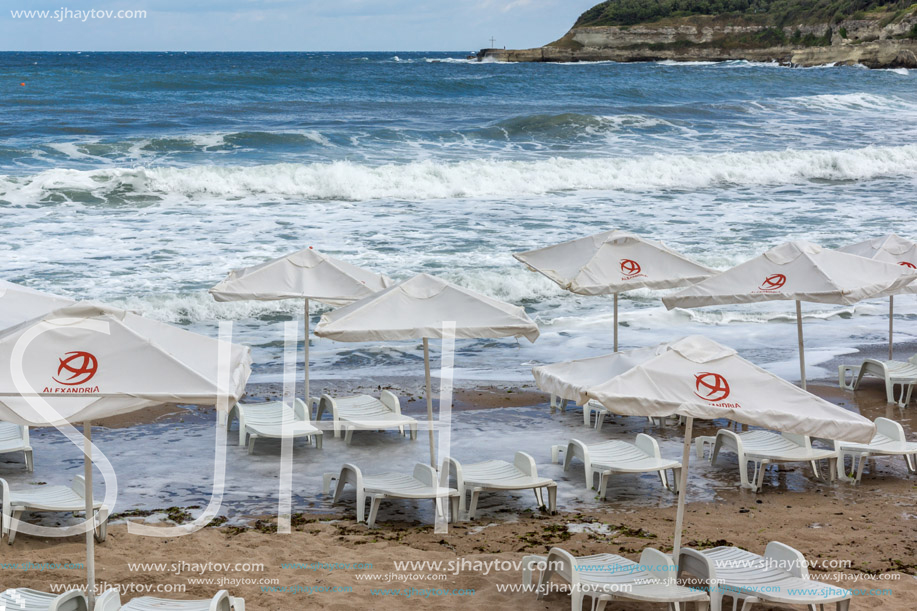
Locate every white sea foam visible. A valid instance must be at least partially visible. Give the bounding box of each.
[2,144,915,205]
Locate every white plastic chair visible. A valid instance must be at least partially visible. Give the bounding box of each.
[1,475,107,544]
[317,392,417,445]
[550,394,610,428]
[678,542,851,611]
[696,429,837,491]
[96,588,244,610]
[839,355,917,407]
[324,463,459,528]
[523,547,709,611]
[226,399,322,454]
[442,452,557,519]
[0,588,87,611]
[552,435,681,497]
[0,421,33,471]
[836,417,917,483]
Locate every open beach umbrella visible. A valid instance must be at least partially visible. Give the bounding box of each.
[837,234,917,360]
[0,304,252,608]
[0,279,75,330]
[513,230,714,351]
[314,273,539,466]
[579,335,875,557]
[663,240,917,389]
[210,247,391,404]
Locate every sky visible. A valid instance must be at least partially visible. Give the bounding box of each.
[0,0,600,51]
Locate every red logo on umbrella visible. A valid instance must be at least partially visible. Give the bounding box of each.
[900,262,916,269]
[620,259,641,276]
[53,351,99,386]
[694,372,730,402]
[759,274,787,291]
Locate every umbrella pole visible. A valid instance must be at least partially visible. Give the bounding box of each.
[672,416,693,560]
[796,300,806,391]
[304,298,311,410]
[84,421,96,609]
[613,293,619,352]
[423,338,435,467]
[889,296,894,361]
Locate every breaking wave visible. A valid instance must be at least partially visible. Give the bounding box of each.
[2,144,916,206]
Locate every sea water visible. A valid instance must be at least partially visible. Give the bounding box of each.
[2,52,916,385]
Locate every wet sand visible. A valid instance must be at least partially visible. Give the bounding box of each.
[3,379,916,610]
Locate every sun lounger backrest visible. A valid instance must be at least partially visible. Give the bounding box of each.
[292,398,309,422]
[441,457,464,491]
[874,417,905,443]
[413,463,446,488]
[635,433,661,459]
[764,541,809,579]
[1,478,11,536]
[70,475,87,499]
[780,432,810,449]
[380,390,401,414]
[0,422,26,444]
[639,548,675,584]
[513,452,538,477]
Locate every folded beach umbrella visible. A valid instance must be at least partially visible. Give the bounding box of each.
[838,234,917,360]
[0,279,75,330]
[210,247,392,404]
[315,273,539,465]
[513,230,714,351]
[663,240,917,389]
[0,303,252,607]
[582,335,875,556]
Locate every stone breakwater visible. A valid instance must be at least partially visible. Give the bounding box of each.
[478,14,917,68]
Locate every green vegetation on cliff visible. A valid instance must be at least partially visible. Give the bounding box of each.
[576,0,915,27]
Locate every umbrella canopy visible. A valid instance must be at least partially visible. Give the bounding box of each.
[315,273,539,465]
[210,247,392,404]
[0,279,75,331]
[532,344,669,406]
[0,303,252,607]
[585,336,874,443]
[0,304,252,425]
[514,229,714,350]
[838,234,917,359]
[579,335,875,557]
[662,240,917,388]
[209,247,392,305]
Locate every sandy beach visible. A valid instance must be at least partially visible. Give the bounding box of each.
[2,379,915,610]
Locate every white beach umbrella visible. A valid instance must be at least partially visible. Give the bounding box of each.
[210,247,392,404]
[0,279,75,330]
[514,230,714,351]
[314,273,539,465]
[580,335,875,557]
[532,344,669,406]
[0,303,252,607]
[837,234,917,360]
[663,241,917,389]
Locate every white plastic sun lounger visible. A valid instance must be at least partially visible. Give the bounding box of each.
[96,588,245,611]
[550,395,609,427]
[836,417,917,483]
[678,542,852,611]
[522,547,709,611]
[226,399,322,454]
[838,355,917,407]
[324,463,459,528]
[695,429,837,491]
[552,436,681,498]
[1,475,107,544]
[0,588,88,611]
[442,452,557,519]
[0,421,33,471]
[317,391,417,445]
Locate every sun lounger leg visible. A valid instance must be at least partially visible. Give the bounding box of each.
[533,487,544,509]
[905,453,916,475]
[450,497,459,523]
[753,460,768,492]
[595,411,606,430]
[24,449,33,473]
[547,484,557,514]
[367,494,383,528]
[247,435,257,455]
[314,434,323,450]
[835,600,849,611]
[598,471,611,498]
[8,510,22,544]
[344,426,354,446]
[410,423,417,440]
[570,590,585,611]
[468,489,481,520]
[95,508,108,543]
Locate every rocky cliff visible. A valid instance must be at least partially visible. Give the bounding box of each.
[479,7,917,68]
